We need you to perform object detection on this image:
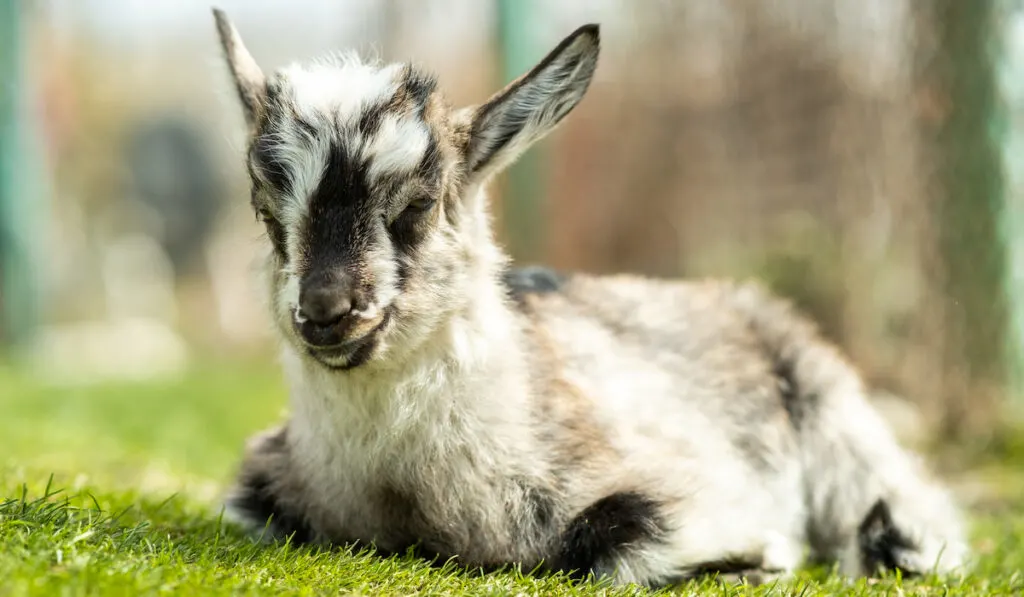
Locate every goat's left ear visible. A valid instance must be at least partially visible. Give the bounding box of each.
[464,24,600,181]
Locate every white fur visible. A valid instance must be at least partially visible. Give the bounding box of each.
[365,115,431,183]
[272,125,331,232]
[267,56,408,238]
[280,253,550,562]
[283,55,402,127]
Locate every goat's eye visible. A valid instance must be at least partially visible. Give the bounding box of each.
[256,206,287,257]
[404,195,436,214]
[256,207,276,223]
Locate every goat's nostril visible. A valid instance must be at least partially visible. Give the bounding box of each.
[299,310,343,329]
[298,287,353,328]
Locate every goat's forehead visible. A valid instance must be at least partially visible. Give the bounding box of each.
[258,56,442,195]
[277,56,405,121]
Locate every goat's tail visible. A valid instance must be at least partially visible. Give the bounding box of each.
[728,282,969,578]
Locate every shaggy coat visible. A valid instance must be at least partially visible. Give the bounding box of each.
[212,9,968,587]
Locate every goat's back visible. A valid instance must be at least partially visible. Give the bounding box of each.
[509,269,814,489]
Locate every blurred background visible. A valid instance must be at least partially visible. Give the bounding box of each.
[3,0,1024,455]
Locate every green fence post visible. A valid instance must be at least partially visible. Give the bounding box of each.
[495,0,545,263]
[998,0,1024,409]
[934,0,1011,432]
[0,0,43,350]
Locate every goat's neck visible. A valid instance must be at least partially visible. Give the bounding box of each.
[282,214,534,473]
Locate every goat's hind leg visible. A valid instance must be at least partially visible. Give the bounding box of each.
[682,554,793,587]
[549,491,802,588]
[602,531,802,588]
[798,381,969,578]
[680,529,803,587]
[731,283,969,578]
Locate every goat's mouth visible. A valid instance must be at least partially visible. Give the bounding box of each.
[302,308,393,370]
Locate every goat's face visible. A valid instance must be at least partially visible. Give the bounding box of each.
[214,9,599,370]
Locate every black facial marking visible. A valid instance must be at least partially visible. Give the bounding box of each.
[502,266,568,307]
[245,139,289,259]
[357,67,436,137]
[416,133,442,183]
[303,141,373,271]
[229,469,312,544]
[388,195,435,257]
[396,259,411,290]
[358,99,390,137]
[858,499,918,576]
[388,214,428,255]
[265,78,283,104]
[551,491,666,580]
[294,115,318,139]
[404,68,437,113]
[261,213,287,258]
[251,133,293,195]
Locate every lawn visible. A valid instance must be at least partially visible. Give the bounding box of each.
[2,358,1024,596]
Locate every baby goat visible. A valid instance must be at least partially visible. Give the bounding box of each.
[212,9,968,587]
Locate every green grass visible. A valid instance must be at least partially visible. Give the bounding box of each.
[2,359,1024,596]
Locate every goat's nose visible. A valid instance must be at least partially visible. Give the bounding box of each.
[296,277,355,348]
[299,287,352,327]
[298,276,353,327]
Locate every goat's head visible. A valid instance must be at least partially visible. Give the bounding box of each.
[213,9,599,370]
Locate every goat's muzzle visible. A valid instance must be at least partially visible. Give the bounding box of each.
[295,270,377,349]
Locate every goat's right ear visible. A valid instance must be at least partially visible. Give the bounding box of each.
[464,24,600,182]
[213,8,266,128]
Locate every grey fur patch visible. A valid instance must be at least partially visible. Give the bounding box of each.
[503,266,568,307]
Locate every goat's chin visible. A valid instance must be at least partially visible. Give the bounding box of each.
[305,342,379,370]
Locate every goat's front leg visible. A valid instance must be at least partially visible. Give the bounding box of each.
[224,424,315,544]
